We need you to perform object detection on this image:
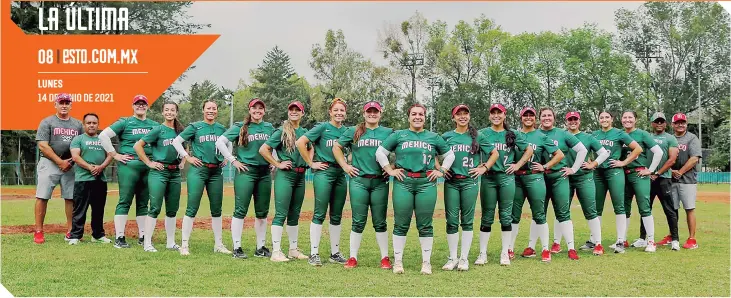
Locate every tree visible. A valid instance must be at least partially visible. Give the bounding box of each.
[378,11,430,102]
[707,120,730,171]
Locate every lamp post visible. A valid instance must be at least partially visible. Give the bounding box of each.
[401,52,424,102]
[427,77,441,131]
[634,42,662,120]
[224,94,233,182]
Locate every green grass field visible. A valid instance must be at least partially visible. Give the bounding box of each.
[2,183,729,296]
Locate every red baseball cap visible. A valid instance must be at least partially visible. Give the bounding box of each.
[519,107,536,116]
[288,101,305,113]
[490,103,506,113]
[672,113,687,123]
[565,111,580,120]
[56,93,72,103]
[132,95,148,105]
[249,98,265,109]
[363,101,382,112]
[452,104,470,116]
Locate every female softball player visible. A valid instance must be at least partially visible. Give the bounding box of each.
[172,100,229,256]
[133,101,185,252]
[476,103,533,266]
[440,104,499,271]
[99,95,159,248]
[332,101,394,269]
[510,107,562,262]
[375,103,455,275]
[554,111,610,255]
[620,111,664,253]
[259,101,311,262]
[216,98,275,259]
[591,111,643,253]
[295,98,348,266]
[527,107,588,261]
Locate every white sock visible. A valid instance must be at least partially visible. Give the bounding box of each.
[329,224,342,254]
[509,224,520,251]
[286,225,299,250]
[376,232,388,258]
[588,218,602,245]
[271,225,284,252]
[447,233,459,259]
[136,216,145,238]
[501,231,511,254]
[538,223,549,250]
[393,235,406,262]
[625,217,631,239]
[310,222,322,255]
[553,218,562,244]
[527,220,538,249]
[598,215,602,225]
[350,231,363,260]
[231,217,244,250]
[616,214,627,242]
[479,231,491,254]
[561,220,575,250]
[114,215,127,238]
[144,216,156,247]
[182,216,194,247]
[212,217,223,246]
[164,217,176,247]
[460,231,473,260]
[255,218,267,248]
[642,215,655,243]
[419,237,433,263]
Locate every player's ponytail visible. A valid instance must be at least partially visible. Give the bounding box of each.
[468,124,479,154]
[353,122,367,143]
[504,121,516,149]
[237,114,253,147]
[281,119,296,154]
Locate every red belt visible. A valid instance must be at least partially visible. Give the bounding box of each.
[154,161,179,170]
[361,174,383,179]
[624,167,647,174]
[545,169,554,174]
[285,167,306,173]
[324,162,342,168]
[451,174,470,179]
[203,163,220,169]
[406,171,433,178]
[515,169,541,176]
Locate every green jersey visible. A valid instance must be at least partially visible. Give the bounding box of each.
[442,130,495,177]
[70,134,108,182]
[650,131,678,178]
[140,125,181,165]
[265,127,310,168]
[221,121,275,166]
[381,129,450,173]
[592,127,635,169]
[518,129,557,171]
[178,121,227,164]
[337,125,393,176]
[303,122,347,164]
[541,128,581,170]
[569,131,604,176]
[478,127,529,172]
[108,116,159,156]
[621,128,658,169]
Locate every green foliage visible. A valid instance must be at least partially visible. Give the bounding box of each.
[708,120,730,171]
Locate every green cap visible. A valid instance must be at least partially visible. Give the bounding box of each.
[651,112,666,122]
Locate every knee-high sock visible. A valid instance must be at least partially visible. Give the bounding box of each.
[561,220,575,250]
[164,217,177,247]
[286,225,299,250]
[310,223,322,255]
[642,215,655,242]
[350,231,363,260]
[460,231,473,260]
[447,233,458,259]
[255,218,267,248]
[479,232,491,254]
[182,216,194,247]
[114,215,127,238]
[231,217,244,249]
[212,217,223,246]
[136,216,145,238]
[553,218,562,244]
[509,224,520,250]
[528,220,538,249]
[588,218,601,245]
[144,216,156,247]
[538,223,549,250]
[271,225,284,252]
[419,237,433,263]
[501,231,511,255]
[626,217,631,239]
[329,224,341,254]
[393,235,406,262]
[616,214,627,242]
[375,232,388,259]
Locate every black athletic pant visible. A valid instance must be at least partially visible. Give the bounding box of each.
[640,177,679,241]
[70,179,108,239]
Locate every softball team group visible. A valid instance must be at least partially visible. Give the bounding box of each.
[46,93,701,275]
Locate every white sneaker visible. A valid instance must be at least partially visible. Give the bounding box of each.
[631,238,647,248]
[671,240,680,251]
[393,260,405,274]
[457,258,469,271]
[145,245,158,252]
[421,261,432,275]
[644,241,656,253]
[213,244,232,254]
[91,236,112,244]
[167,244,180,251]
[609,242,617,249]
[180,246,190,256]
[442,258,458,271]
[271,251,290,262]
[474,252,487,265]
[288,248,309,260]
[500,252,510,266]
[68,239,79,245]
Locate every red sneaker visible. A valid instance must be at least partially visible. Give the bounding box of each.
[64,232,71,242]
[593,244,604,256]
[550,242,562,254]
[34,231,45,244]
[521,247,536,258]
[508,249,515,260]
[623,240,630,248]
[344,257,358,269]
[568,249,579,260]
[541,249,551,262]
[380,256,392,269]
[683,238,698,249]
[656,235,673,246]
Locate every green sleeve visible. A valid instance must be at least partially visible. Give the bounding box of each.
[266,129,283,149]
[514,130,529,151]
[108,117,127,135]
[542,135,559,154]
[565,131,581,148]
[141,126,161,145]
[303,122,325,143]
[337,127,355,148]
[222,123,243,143]
[478,133,494,155]
[381,131,399,151]
[178,123,197,142]
[668,135,679,148]
[619,131,634,147]
[435,134,449,155]
[70,135,82,150]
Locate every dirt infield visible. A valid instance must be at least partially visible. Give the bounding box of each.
[0,186,316,201]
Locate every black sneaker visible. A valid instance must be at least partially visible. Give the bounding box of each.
[138,236,144,245]
[254,246,271,258]
[233,247,248,259]
[579,240,595,251]
[329,252,347,264]
[309,254,322,266]
[114,236,130,249]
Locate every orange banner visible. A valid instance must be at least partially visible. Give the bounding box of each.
[1,1,219,130]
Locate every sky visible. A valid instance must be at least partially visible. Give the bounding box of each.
[176,1,643,95]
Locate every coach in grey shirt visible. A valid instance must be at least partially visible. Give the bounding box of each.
[33,93,83,245]
[670,113,701,250]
